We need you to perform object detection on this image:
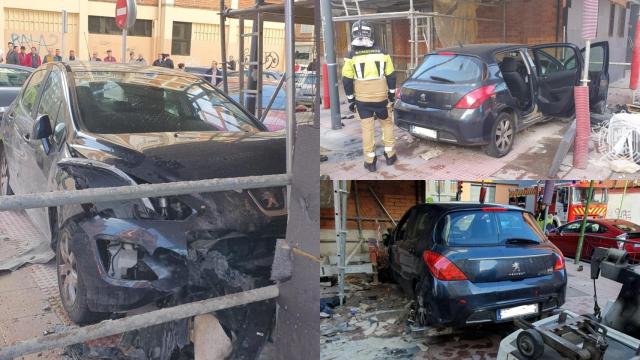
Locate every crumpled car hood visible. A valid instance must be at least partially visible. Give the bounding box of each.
[69,131,286,183]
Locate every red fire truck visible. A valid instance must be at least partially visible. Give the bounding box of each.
[508,181,608,228]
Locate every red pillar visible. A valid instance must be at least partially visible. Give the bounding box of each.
[322,63,330,109]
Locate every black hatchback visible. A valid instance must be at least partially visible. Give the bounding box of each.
[387,202,567,328]
[394,42,609,157]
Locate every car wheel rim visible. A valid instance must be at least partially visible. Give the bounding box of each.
[0,153,8,196]
[495,119,513,152]
[58,233,78,306]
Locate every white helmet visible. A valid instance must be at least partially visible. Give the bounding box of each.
[351,20,374,47]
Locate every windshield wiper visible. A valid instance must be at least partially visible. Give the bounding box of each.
[429,75,455,83]
[504,238,540,244]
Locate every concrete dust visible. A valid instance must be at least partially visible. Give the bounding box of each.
[418,148,443,161]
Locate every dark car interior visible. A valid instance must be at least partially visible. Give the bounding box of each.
[497,51,533,112]
[530,45,581,117]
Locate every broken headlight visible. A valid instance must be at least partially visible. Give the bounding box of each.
[146,196,194,220]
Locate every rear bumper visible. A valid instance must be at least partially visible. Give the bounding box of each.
[421,270,567,327]
[394,100,496,146]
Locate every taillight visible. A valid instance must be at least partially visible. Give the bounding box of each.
[422,251,468,281]
[554,253,565,271]
[453,85,496,109]
[437,51,456,56]
[481,207,507,212]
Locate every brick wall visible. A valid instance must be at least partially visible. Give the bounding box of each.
[91,0,281,10]
[320,181,420,230]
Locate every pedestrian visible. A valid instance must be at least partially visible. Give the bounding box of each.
[152,53,163,67]
[227,55,236,70]
[2,42,12,64]
[90,51,102,61]
[206,60,222,85]
[341,20,397,172]
[42,48,54,63]
[18,46,28,66]
[68,50,76,61]
[177,63,185,71]
[103,50,117,62]
[6,43,19,65]
[135,54,147,65]
[128,51,136,64]
[53,49,62,62]
[26,47,42,68]
[161,53,174,69]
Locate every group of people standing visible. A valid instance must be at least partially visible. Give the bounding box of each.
[2,42,78,67]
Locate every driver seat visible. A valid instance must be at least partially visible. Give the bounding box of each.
[501,57,529,108]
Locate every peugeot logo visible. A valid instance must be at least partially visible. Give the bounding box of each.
[420,93,427,102]
[512,262,521,273]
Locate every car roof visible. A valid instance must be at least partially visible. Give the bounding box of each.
[434,43,525,63]
[412,202,525,213]
[58,61,203,80]
[0,63,34,72]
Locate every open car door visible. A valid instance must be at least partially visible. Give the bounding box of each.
[580,41,610,114]
[530,43,582,117]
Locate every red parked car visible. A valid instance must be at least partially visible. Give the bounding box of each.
[547,219,640,261]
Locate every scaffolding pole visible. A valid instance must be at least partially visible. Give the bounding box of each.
[333,180,348,305]
[219,0,229,94]
[285,0,295,176]
[321,0,342,129]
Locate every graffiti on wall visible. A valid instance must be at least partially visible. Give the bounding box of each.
[242,49,280,70]
[10,33,59,54]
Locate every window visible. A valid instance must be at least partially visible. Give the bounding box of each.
[88,16,152,37]
[0,67,31,88]
[37,70,66,138]
[535,47,577,75]
[21,70,46,115]
[172,22,192,56]
[618,6,626,38]
[470,185,496,203]
[73,71,261,134]
[441,210,544,246]
[572,188,607,204]
[412,54,483,84]
[609,4,616,37]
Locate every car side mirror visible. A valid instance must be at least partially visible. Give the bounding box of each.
[32,114,52,140]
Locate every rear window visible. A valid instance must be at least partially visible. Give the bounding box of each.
[412,54,483,84]
[440,210,545,246]
[0,67,31,88]
[614,223,640,233]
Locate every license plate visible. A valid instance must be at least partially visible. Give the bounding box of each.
[410,126,437,139]
[497,304,538,320]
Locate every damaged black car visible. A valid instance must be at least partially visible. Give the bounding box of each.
[0,62,285,357]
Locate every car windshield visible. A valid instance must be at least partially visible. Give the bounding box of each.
[73,71,261,134]
[441,210,545,246]
[572,187,607,204]
[412,54,483,84]
[0,67,31,87]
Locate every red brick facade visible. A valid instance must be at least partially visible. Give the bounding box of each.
[320,181,420,230]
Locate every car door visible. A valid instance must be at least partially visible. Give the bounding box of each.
[3,68,47,195]
[530,44,582,117]
[390,208,415,281]
[550,221,583,257]
[20,67,68,239]
[582,42,609,114]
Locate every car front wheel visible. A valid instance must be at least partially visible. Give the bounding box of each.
[0,143,13,196]
[56,222,108,324]
[484,112,515,158]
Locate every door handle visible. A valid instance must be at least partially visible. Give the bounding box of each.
[6,112,15,120]
[22,133,30,141]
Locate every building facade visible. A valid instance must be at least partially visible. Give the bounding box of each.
[1,0,286,70]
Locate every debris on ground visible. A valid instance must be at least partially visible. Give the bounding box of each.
[595,112,640,169]
[610,158,640,173]
[418,148,443,161]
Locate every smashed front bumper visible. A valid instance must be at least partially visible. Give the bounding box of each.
[73,215,284,312]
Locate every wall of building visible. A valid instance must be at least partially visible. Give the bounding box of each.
[1,0,287,69]
[606,189,640,224]
[566,0,632,81]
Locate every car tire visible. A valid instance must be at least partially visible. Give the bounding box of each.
[0,143,13,196]
[56,221,108,325]
[484,112,515,158]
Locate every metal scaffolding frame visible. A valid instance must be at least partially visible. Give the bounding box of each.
[329,0,507,73]
[219,0,315,122]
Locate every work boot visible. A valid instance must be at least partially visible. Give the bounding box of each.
[364,157,377,172]
[384,152,397,166]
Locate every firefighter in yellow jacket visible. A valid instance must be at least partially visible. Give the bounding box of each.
[342,20,397,172]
